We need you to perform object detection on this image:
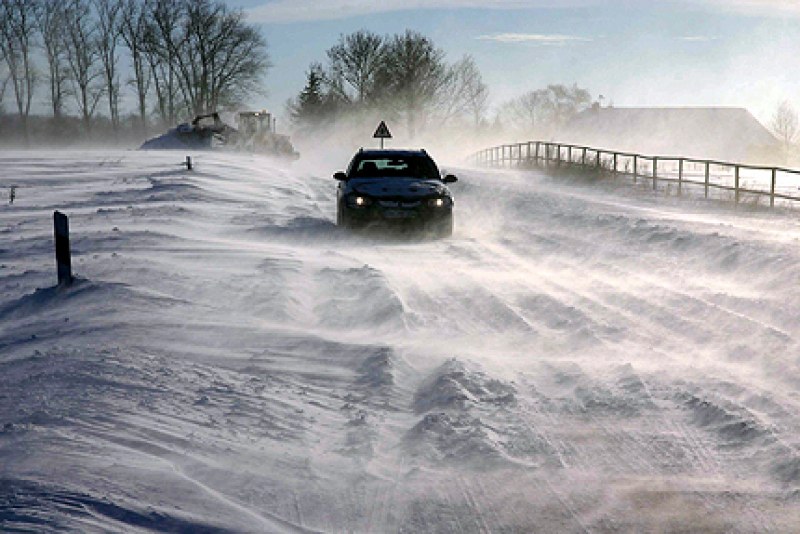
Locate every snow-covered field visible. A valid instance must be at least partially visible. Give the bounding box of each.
[2,149,800,532]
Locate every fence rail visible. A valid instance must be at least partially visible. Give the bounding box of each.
[472,141,800,207]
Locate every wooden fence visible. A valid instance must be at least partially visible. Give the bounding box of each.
[473,141,800,207]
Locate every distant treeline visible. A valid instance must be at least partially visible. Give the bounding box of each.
[287,29,598,141]
[0,0,269,145]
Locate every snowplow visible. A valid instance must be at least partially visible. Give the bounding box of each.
[141,110,299,160]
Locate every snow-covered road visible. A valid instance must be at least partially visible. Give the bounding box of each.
[2,150,800,532]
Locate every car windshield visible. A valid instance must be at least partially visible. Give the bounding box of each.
[350,155,440,180]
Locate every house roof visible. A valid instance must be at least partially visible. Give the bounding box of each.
[558,107,779,162]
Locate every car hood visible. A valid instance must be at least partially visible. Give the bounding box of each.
[348,178,449,198]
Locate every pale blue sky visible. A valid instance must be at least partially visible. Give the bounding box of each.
[228,0,800,124]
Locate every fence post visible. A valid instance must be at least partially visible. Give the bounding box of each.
[54,211,73,286]
[633,155,638,183]
[556,144,561,167]
[597,150,602,169]
[771,168,777,207]
[734,165,740,204]
[582,147,587,166]
[613,153,618,175]
[652,157,658,190]
[568,146,573,165]
[705,162,710,198]
[535,142,540,164]
[678,158,683,196]
[186,156,192,170]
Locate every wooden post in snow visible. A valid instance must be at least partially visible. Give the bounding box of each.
[54,211,73,286]
[770,168,777,207]
[652,157,658,190]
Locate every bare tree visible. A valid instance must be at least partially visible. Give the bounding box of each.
[63,0,104,133]
[498,84,592,135]
[145,0,269,118]
[197,0,269,113]
[435,55,487,127]
[771,100,798,150]
[93,0,123,134]
[120,0,151,135]
[326,30,385,106]
[498,89,547,132]
[0,0,38,141]
[35,0,70,120]
[377,30,450,138]
[546,83,591,126]
[0,68,9,114]
[145,0,181,125]
[0,30,6,112]
[462,58,488,128]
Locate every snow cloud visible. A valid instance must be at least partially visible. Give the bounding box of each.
[243,0,800,24]
[678,36,718,42]
[477,33,592,45]
[696,0,800,16]
[244,0,601,23]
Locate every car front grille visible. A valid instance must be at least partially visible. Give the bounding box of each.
[377,200,421,208]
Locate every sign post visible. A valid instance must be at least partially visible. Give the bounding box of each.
[373,121,392,149]
[54,211,73,286]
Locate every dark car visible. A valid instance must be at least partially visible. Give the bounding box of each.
[334,149,458,236]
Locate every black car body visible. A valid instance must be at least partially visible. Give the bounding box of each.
[334,149,457,236]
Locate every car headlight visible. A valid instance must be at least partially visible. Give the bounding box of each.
[348,195,372,207]
[427,197,451,208]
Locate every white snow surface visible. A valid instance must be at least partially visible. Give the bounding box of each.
[2,149,800,532]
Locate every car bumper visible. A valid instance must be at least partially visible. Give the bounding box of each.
[343,204,452,225]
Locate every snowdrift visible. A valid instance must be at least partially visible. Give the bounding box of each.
[2,149,800,532]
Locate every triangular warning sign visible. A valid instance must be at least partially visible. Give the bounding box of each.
[373,121,392,139]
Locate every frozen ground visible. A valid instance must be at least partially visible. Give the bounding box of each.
[2,149,800,532]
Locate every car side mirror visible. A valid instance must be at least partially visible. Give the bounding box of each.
[333,172,348,181]
[443,174,458,184]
